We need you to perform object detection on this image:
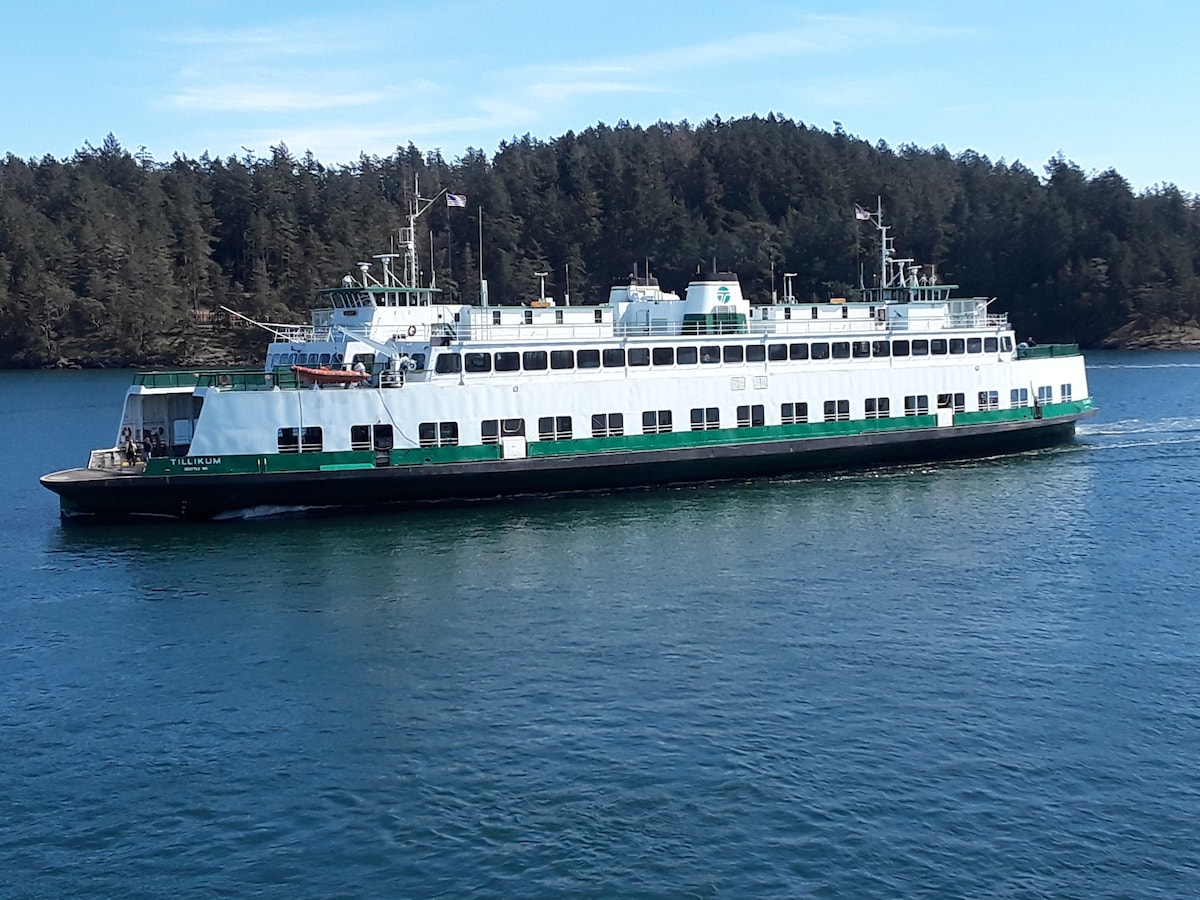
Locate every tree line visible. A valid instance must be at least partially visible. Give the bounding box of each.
[1,116,1197,367]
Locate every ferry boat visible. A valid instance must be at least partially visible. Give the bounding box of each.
[40,193,1096,520]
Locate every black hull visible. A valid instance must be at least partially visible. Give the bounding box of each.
[43,413,1091,521]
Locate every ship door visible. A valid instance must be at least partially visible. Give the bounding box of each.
[373,424,394,467]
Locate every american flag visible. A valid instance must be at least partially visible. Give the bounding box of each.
[446,193,467,208]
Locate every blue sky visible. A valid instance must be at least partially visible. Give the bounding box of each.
[6,0,1197,193]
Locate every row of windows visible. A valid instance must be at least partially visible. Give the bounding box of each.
[433,336,1015,374]
[277,384,1074,452]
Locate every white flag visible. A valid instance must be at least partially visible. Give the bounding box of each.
[854,204,871,221]
[446,193,467,208]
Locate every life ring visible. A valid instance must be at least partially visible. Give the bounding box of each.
[407,325,417,337]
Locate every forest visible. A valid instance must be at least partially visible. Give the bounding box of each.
[1,115,1198,368]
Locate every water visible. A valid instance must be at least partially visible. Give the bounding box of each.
[3,355,1199,897]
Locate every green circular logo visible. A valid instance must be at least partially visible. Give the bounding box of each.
[717,286,731,304]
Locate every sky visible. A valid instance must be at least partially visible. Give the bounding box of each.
[5,0,1198,194]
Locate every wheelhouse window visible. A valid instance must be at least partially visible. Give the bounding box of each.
[984,337,999,353]
[538,416,572,440]
[642,410,673,434]
[904,395,929,416]
[781,402,808,425]
[591,412,624,437]
[737,404,765,427]
[419,422,459,447]
[865,397,890,419]
[690,407,720,431]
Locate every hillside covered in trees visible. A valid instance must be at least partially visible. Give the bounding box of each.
[1,116,1198,368]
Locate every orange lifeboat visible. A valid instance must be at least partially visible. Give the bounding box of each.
[290,365,370,386]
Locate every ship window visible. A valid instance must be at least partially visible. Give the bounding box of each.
[781,402,808,424]
[937,393,966,413]
[410,353,426,371]
[523,350,548,371]
[350,424,371,451]
[979,390,1000,410]
[931,339,948,355]
[373,425,393,450]
[419,422,460,447]
[652,347,675,366]
[594,309,603,323]
[865,397,891,419]
[690,407,720,431]
[722,345,744,363]
[642,410,673,434]
[502,418,526,437]
[789,343,809,360]
[824,400,850,422]
[700,345,720,364]
[465,352,491,373]
[1061,383,1072,402]
[591,412,624,437]
[628,347,650,366]
[577,349,600,368]
[524,310,533,325]
[737,404,765,427]
[555,309,564,324]
[811,307,819,319]
[1011,388,1029,408]
[495,351,520,371]
[676,346,698,364]
[603,348,625,367]
[482,420,500,444]
[832,342,851,359]
[841,306,849,319]
[434,352,462,374]
[852,341,871,358]
[1037,385,1053,404]
[784,307,792,320]
[892,340,910,357]
[911,339,929,356]
[538,416,572,441]
[492,310,502,325]
[953,338,969,354]
[984,337,999,353]
[811,342,830,360]
[1001,336,1013,352]
[905,395,929,416]
[746,344,766,362]
[768,343,787,361]
[300,427,323,452]
[277,427,300,454]
[550,350,575,369]
[872,340,890,357]
[319,353,331,365]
